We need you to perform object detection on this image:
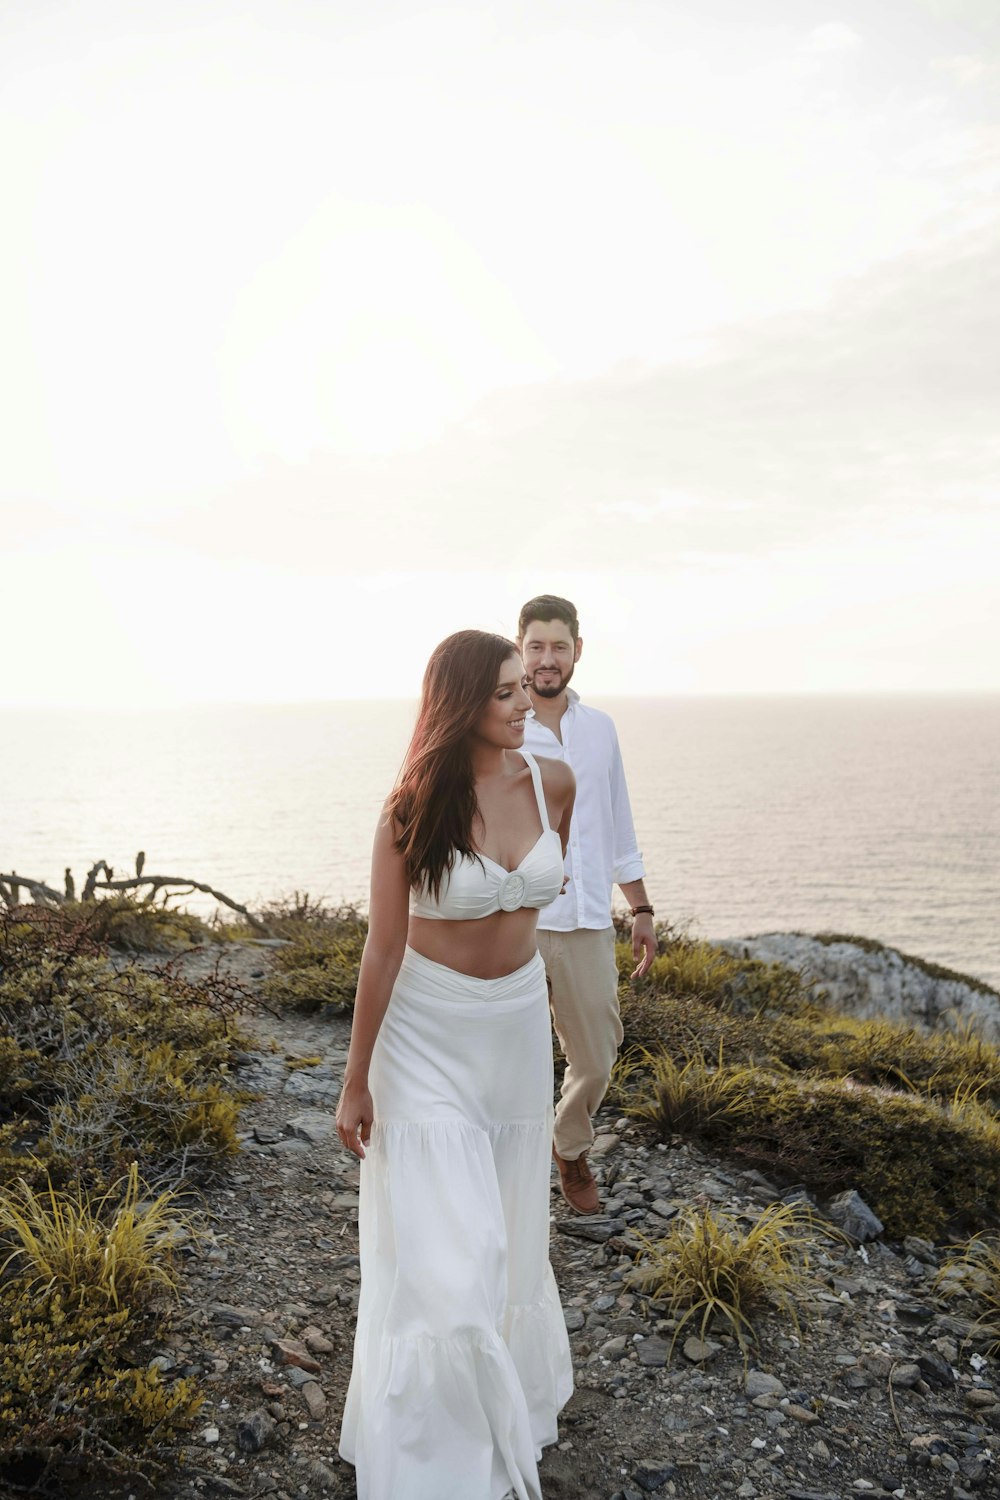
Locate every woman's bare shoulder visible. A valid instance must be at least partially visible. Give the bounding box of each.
[532,754,575,794]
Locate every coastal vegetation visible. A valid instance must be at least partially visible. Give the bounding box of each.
[0,902,250,1491]
[1,882,998,1487]
[612,931,1000,1240]
[253,898,368,1015]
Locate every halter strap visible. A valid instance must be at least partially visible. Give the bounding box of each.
[521,751,551,832]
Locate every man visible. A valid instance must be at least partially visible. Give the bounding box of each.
[518,594,656,1215]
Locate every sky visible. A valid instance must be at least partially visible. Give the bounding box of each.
[1,0,998,705]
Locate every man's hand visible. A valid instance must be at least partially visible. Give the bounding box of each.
[630,912,657,979]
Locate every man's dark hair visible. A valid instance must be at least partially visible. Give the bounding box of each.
[518,594,579,641]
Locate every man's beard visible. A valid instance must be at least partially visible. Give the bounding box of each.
[530,663,575,699]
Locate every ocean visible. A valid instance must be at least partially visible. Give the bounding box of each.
[3,695,998,989]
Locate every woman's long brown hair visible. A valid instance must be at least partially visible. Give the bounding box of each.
[389,630,520,897]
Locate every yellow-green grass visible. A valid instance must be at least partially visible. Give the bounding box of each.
[629,1203,823,1355]
[624,1055,1000,1239]
[614,933,1000,1110]
[0,1162,186,1314]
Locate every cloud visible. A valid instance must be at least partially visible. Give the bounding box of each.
[807,23,863,54]
[135,218,999,574]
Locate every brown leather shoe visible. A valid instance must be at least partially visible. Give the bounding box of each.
[553,1147,600,1215]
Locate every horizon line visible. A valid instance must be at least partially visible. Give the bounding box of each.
[3,687,1000,712]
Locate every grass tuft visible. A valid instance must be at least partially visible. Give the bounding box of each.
[934,1235,1000,1353]
[0,1161,187,1313]
[629,1203,822,1355]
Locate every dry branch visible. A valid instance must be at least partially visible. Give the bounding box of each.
[0,855,272,935]
[91,875,269,933]
[0,872,63,907]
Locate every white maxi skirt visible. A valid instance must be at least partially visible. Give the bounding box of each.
[338,945,573,1500]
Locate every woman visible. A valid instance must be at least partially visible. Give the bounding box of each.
[336,629,576,1500]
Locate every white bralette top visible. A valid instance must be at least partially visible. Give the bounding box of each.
[410,752,564,921]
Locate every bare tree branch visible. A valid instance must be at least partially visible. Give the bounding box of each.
[0,872,63,906]
[82,860,114,901]
[0,862,272,934]
[92,875,270,933]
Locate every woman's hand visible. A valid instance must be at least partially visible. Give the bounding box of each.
[336,1077,374,1160]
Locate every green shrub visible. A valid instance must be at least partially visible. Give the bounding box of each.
[0,1163,202,1489]
[260,906,368,1013]
[617,1046,754,1137]
[0,1296,202,1489]
[0,1163,188,1314]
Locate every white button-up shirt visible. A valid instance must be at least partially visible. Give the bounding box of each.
[522,689,645,932]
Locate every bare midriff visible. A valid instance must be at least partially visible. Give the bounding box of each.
[408,909,541,980]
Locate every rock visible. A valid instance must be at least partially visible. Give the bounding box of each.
[682,1335,720,1363]
[633,1458,678,1491]
[209,1303,259,1327]
[286,1110,336,1143]
[300,1381,327,1420]
[636,1336,671,1368]
[556,1216,627,1243]
[716,933,1000,1043]
[270,1138,313,1156]
[824,1190,884,1244]
[283,1071,339,1103]
[786,1403,820,1424]
[889,1362,922,1388]
[563,1308,585,1333]
[646,1199,678,1221]
[270,1337,322,1374]
[236,1410,275,1452]
[902,1235,938,1266]
[252,1125,283,1145]
[300,1325,335,1355]
[201,1426,220,1444]
[591,1132,621,1157]
[745,1370,786,1398]
[600,1336,629,1361]
[965,1388,998,1409]
[916,1349,955,1389]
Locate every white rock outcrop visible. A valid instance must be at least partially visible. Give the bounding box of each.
[717,933,1000,1043]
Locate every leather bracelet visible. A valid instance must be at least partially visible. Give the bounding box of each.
[629,904,654,917]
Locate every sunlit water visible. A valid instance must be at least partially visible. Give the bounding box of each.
[3,695,998,989]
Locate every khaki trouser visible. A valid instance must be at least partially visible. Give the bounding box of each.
[536,926,623,1162]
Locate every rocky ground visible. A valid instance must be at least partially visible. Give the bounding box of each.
[142,945,998,1500]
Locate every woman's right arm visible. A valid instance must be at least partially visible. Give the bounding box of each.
[335,804,410,1159]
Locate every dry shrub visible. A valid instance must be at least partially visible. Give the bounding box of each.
[618,1047,753,1138]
